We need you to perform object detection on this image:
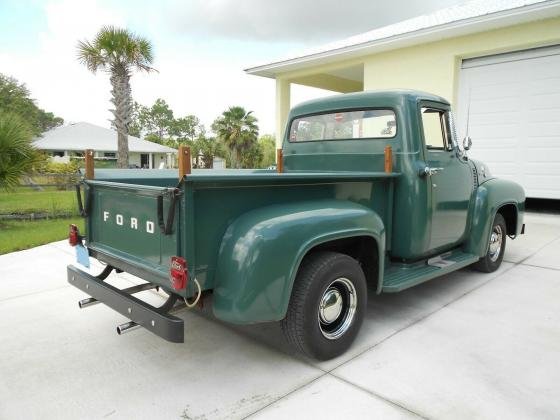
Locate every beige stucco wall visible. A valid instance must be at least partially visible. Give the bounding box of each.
[274,16,560,145]
[362,17,560,105]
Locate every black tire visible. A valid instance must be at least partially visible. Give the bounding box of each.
[281,251,367,360]
[473,213,507,273]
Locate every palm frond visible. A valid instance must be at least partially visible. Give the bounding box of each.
[77,26,156,74]
[0,112,37,191]
[76,40,106,73]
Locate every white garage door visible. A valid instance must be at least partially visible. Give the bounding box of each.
[457,45,560,199]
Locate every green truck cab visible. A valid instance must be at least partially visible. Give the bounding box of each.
[67,90,525,360]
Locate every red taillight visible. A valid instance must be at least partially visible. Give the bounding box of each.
[170,256,188,290]
[69,224,79,247]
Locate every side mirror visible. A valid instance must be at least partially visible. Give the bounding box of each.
[463,136,472,151]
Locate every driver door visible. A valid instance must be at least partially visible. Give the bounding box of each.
[420,105,472,252]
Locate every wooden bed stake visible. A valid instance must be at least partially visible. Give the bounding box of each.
[276,149,284,173]
[179,146,192,179]
[85,149,94,179]
[384,145,393,173]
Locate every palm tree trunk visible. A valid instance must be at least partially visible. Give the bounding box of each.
[110,71,132,168]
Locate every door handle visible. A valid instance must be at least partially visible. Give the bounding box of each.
[420,166,444,177]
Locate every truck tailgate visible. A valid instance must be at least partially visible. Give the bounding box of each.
[84,180,180,283]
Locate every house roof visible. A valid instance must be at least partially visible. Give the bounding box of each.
[34,122,177,154]
[245,0,560,77]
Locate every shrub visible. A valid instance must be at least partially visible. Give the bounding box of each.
[43,160,80,174]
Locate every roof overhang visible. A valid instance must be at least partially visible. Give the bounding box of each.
[245,1,560,78]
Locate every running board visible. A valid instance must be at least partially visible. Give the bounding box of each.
[382,250,479,293]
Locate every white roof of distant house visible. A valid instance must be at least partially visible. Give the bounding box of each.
[33,122,177,154]
[246,0,560,77]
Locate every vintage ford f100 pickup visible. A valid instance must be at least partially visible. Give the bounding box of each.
[67,90,525,360]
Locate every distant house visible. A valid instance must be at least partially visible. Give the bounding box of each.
[34,122,177,169]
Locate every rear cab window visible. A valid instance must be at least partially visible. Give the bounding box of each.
[289,109,397,142]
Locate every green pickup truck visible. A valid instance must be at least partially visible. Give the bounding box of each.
[68,90,525,360]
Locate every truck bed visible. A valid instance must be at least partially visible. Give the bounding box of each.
[82,169,399,298]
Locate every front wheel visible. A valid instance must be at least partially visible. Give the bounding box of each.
[281,251,367,360]
[473,213,507,273]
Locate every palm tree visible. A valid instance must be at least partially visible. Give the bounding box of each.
[212,106,258,168]
[77,26,155,168]
[0,112,38,190]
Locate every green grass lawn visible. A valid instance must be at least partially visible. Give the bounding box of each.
[0,218,85,254]
[0,188,84,254]
[0,188,79,216]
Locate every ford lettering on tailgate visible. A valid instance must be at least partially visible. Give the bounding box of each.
[90,186,178,267]
[102,211,156,234]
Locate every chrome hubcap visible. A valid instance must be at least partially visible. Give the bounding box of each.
[319,289,343,323]
[488,224,503,262]
[318,277,357,340]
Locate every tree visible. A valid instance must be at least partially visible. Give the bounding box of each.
[128,99,204,147]
[238,140,263,169]
[258,134,276,168]
[142,98,174,144]
[77,26,155,168]
[171,115,204,143]
[197,135,224,169]
[0,74,63,135]
[128,101,144,137]
[0,112,39,190]
[212,106,259,169]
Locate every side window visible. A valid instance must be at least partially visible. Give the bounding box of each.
[421,108,449,150]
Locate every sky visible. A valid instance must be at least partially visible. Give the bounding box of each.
[0,0,467,136]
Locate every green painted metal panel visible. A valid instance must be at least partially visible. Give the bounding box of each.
[212,199,385,324]
[464,178,525,257]
[85,180,179,289]
[187,176,394,290]
[282,91,458,261]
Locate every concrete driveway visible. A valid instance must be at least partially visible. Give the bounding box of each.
[1,212,559,419]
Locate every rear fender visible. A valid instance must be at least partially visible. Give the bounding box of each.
[465,178,525,257]
[213,199,385,324]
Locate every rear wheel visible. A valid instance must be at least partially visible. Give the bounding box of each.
[282,251,367,360]
[474,213,507,273]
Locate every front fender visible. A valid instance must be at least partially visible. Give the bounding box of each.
[212,199,385,324]
[465,178,525,257]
